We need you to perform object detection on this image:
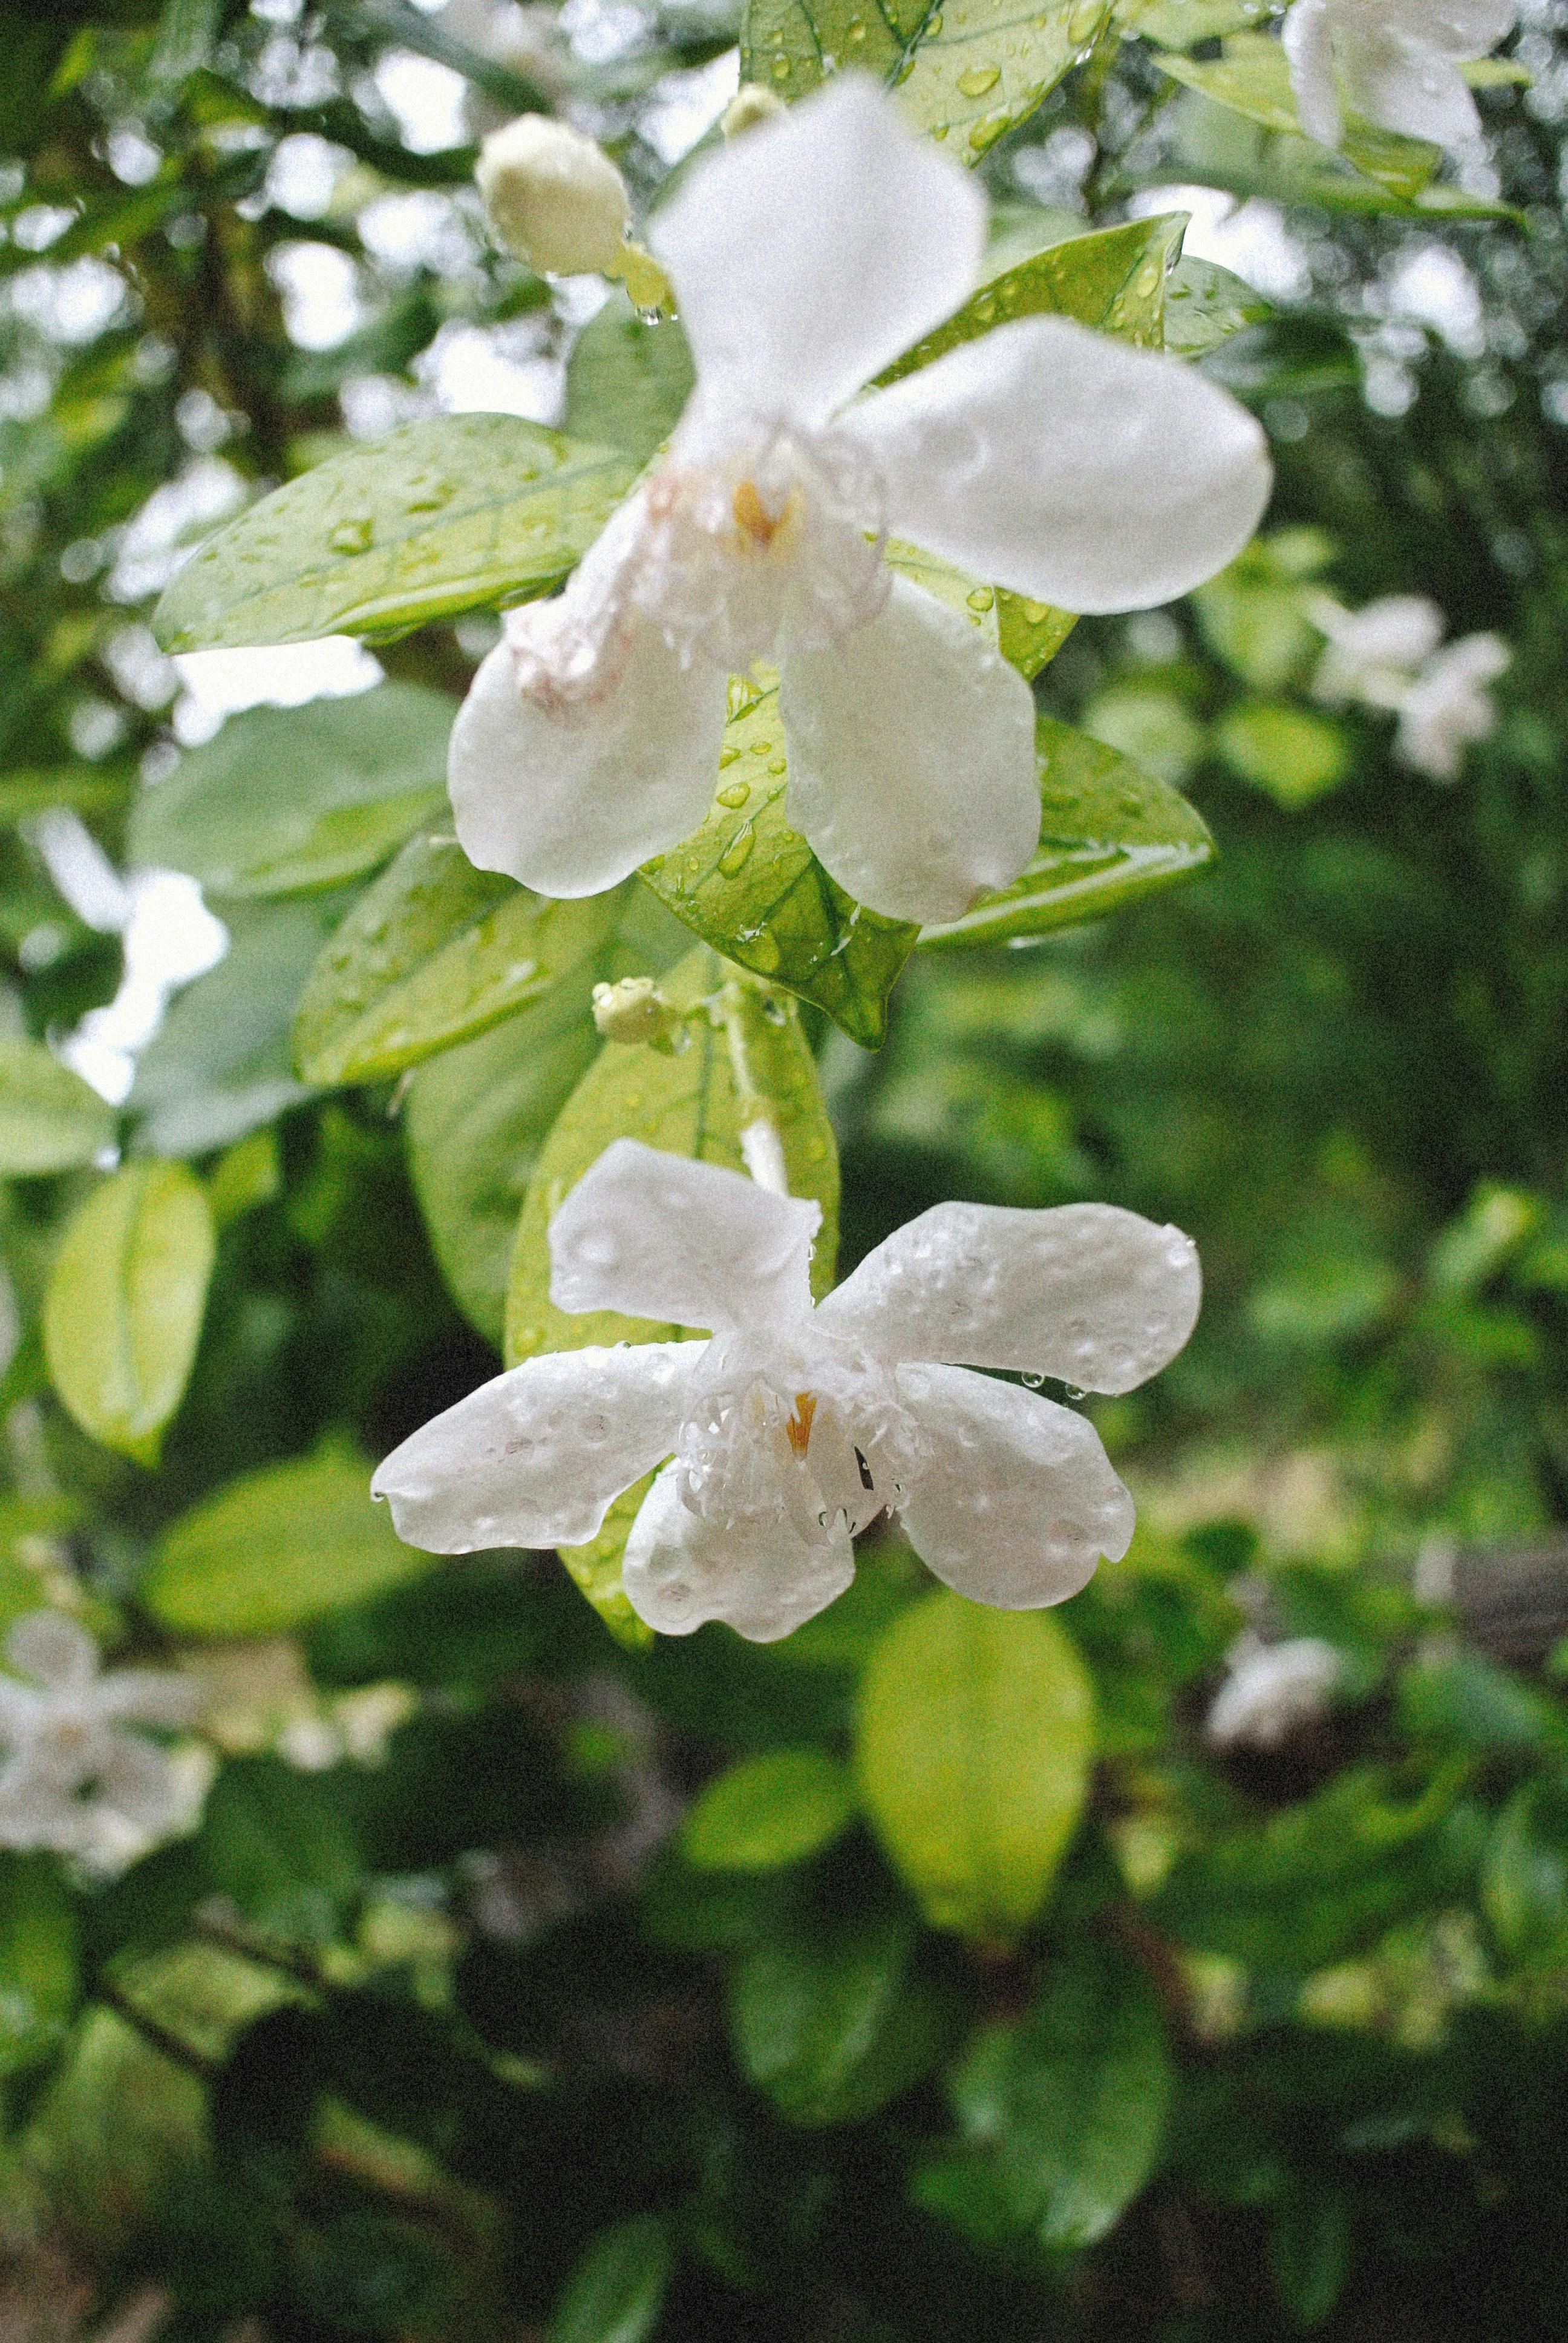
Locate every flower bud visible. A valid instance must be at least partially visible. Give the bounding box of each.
[722,83,787,139]
[475,114,630,276]
[592,977,681,1051]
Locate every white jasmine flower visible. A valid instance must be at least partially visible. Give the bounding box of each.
[1394,629,1509,778]
[1282,0,1517,152]
[449,74,1271,927]
[1204,1631,1344,1750]
[1309,591,1446,708]
[0,1612,200,1873]
[374,1139,1202,1643]
[475,113,632,275]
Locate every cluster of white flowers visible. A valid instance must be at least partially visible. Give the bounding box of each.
[1283,0,1517,152]
[1205,1631,1345,1751]
[376,1140,1202,1641]
[1309,591,1509,779]
[0,1612,201,1874]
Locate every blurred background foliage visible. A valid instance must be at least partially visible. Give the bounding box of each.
[1,1,1568,2338]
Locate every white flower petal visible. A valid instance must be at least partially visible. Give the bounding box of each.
[447,608,726,899]
[647,73,985,430]
[622,1460,854,1642]
[372,1341,699,1552]
[896,1362,1134,1607]
[549,1141,821,1332]
[843,316,1272,614]
[0,1680,39,1742]
[1381,0,1515,54]
[779,572,1039,925]
[7,1611,99,1692]
[1283,0,1343,145]
[1344,27,1481,145]
[818,1201,1201,1394]
[96,1734,186,1834]
[98,1670,200,1731]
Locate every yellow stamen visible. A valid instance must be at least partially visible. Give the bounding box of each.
[785,1392,817,1456]
[732,477,802,550]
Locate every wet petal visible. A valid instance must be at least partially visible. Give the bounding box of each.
[550,1141,821,1332]
[648,73,985,430]
[897,1363,1134,1607]
[843,316,1272,614]
[1344,26,1481,143]
[780,572,1039,925]
[818,1200,1200,1394]
[622,1460,854,1642]
[1283,0,1342,143]
[448,594,727,898]
[373,1341,699,1553]
[7,1611,99,1692]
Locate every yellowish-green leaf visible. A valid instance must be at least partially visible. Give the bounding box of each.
[129,685,454,900]
[293,834,622,1086]
[857,1589,1094,1941]
[1113,0,1266,44]
[558,1475,658,1652]
[682,1749,857,1871]
[919,713,1214,950]
[0,1037,115,1176]
[564,290,695,467]
[0,1853,77,2079]
[143,1448,431,1635]
[152,415,638,652]
[42,1162,215,1466]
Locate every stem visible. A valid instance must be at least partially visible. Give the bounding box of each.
[718,981,790,1194]
[97,1981,214,2078]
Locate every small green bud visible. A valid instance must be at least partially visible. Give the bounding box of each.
[592,977,681,1052]
[475,114,630,276]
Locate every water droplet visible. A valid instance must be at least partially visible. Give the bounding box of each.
[956,64,1000,96]
[965,586,995,614]
[328,516,374,554]
[716,781,750,810]
[1021,598,1049,624]
[718,744,741,768]
[745,929,782,973]
[771,53,791,76]
[717,822,756,877]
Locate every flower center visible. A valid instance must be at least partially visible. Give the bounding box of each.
[785,1391,816,1455]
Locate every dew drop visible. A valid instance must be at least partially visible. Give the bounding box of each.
[717,822,756,877]
[716,781,750,810]
[965,586,995,614]
[956,63,1000,96]
[328,516,374,554]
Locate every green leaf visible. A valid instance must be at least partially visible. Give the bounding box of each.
[946,1941,1172,2247]
[130,895,351,1158]
[505,946,840,1366]
[857,1590,1094,1941]
[918,714,1214,951]
[0,1852,77,2080]
[1270,2184,1351,2329]
[293,834,623,1086]
[640,675,918,1049]
[42,1161,215,1466]
[152,415,638,652]
[1483,1780,1568,1961]
[0,1035,115,1175]
[564,292,696,468]
[743,0,1112,157]
[1215,700,1351,807]
[0,768,135,825]
[730,1901,954,2126]
[1161,252,1273,355]
[550,2215,672,2343]
[146,0,223,84]
[557,1475,658,1653]
[142,1447,433,1636]
[128,686,454,900]
[1114,0,1269,44]
[681,1749,857,1872]
[878,212,1184,388]
[201,1757,362,1939]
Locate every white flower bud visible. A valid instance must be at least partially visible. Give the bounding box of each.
[592,976,680,1050]
[722,84,788,139]
[475,114,630,276]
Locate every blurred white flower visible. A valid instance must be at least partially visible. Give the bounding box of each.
[449,74,1271,926]
[1283,0,1517,151]
[1394,629,1510,778]
[375,1138,1202,1643]
[0,1613,201,1874]
[1205,1631,1344,1751]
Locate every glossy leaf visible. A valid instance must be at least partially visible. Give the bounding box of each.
[42,1162,215,1466]
[142,1447,432,1635]
[857,1590,1094,1941]
[919,714,1214,951]
[564,292,695,467]
[550,2215,671,2343]
[741,0,1112,158]
[293,834,623,1086]
[0,1035,116,1176]
[152,415,637,652]
[1161,252,1273,355]
[128,685,454,900]
[730,1901,954,2126]
[639,675,919,1049]
[558,1475,659,1653]
[1114,0,1268,42]
[946,1942,1172,2247]
[681,1749,857,1872]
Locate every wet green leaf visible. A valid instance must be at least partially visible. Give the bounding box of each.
[143,1447,431,1635]
[1114,0,1269,43]
[293,834,623,1086]
[42,1161,215,1466]
[1161,252,1273,355]
[564,291,695,467]
[550,2215,671,2343]
[639,675,919,1049]
[128,686,454,900]
[0,1035,116,1175]
[682,1749,857,1871]
[918,715,1214,951]
[857,1590,1095,1941]
[152,416,636,652]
